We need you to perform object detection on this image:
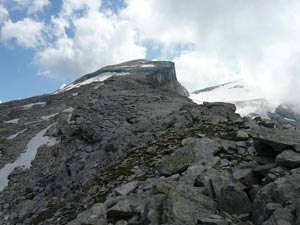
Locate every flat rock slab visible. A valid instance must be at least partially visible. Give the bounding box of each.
[248,126,300,152]
[114,181,139,196]
[67,203,107,225]
[158,138,219,176]
[276,150,300,168]
[263,209,296,225]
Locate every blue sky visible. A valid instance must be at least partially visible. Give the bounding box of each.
[0,1,59,102]
[0,0,300,105]
[0,0,145,103]
[0,0,172,103]
[0,0,130,102]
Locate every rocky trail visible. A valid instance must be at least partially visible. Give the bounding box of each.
[0,60,299,225]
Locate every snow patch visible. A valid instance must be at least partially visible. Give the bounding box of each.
[0,123,59,191]
[284,117,296,122]
[4,119,20,124]
[56,72,129,94]
[63,107,74,113]
[190,80,260,103]
[119,63,156,68]
[63,107,74,124]
[93,83,104,89]
[235,100,276,119]
[72,93,78,97]
[59,83,67,89]
[21,102,46,110]
[25,120,42,125]
[7,129,27,140]
[41,113,58,121]
[140,64,156,68]
[190,80,276,119]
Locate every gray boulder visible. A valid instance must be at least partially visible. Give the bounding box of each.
[236,130,249,141]
[249,126,300,152]
[276,150,300,168]
[262,209,296,225]
[158,138,219,176]
[197,215,228,225]
[253,171,300,225]
[67,203,107,225]
[217,186,252,215]
[114,181,139,196]
[107,199,137,219]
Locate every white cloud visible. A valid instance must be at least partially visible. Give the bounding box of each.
[2,0,300,107]
[0,4,8,24]
[28,0,50,15]
[174,51,240,91]
[1,18,45,48]
[60,0,101,18]
[123,0,300,105]
[122,0,197,45]
[50,16,69,39]
[7,0,50,15]
[35,10,146,79]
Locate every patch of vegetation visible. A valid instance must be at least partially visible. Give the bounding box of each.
[30,123,222,224]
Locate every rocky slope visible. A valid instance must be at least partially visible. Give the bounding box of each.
[0,60,300,225]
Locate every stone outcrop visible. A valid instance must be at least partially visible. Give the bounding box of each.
[0,60,300,225]
[72,59,189,97]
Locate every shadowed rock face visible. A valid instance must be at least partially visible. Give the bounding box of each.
[0,60,300,225]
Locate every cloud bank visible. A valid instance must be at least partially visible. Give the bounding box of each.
[0,0,300,106]
[123,0,300,105]
[1,18,45,48]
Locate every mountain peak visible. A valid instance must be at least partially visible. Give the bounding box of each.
[57,59,189,97]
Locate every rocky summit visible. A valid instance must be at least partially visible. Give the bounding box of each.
[0,59,300,225]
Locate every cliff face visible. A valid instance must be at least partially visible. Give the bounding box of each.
[68,59,189,97]
[0,60,300,225]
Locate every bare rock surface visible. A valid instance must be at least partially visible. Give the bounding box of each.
[0,60,300,225]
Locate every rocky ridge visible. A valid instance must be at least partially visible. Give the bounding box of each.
[0,60,300,225]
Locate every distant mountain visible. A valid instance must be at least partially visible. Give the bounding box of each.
[190,80,275,117]
[190,80,300,127]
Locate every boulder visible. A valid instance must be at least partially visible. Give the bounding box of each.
[253,171,300,224]
[107,199,136,219]
[114,181,139,196]
[115,220,128,225]
[154,181,216,225]
[158,138,219,176]
[259,120,276,128]
[249,126,300,152]
[67,203,107,225]
[233,167,259,187]
[217,186,252,215]
[142,194,166,225]
[276,150,300,168]
[236,130,249,141]
[254,163,276,177]
[197,215,228,225]
[262,209,296,225]
[194,168,233,199]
